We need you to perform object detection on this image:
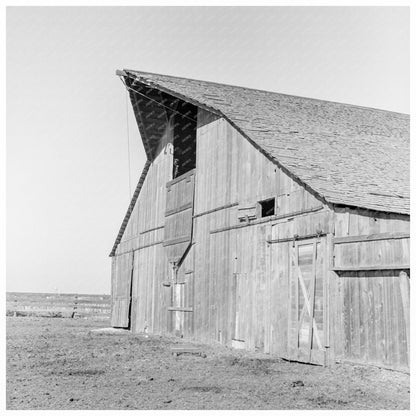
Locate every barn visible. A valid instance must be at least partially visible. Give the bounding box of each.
[109,69,410,371]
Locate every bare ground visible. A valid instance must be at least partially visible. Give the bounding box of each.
[6,316,409,410]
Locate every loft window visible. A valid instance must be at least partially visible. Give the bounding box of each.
[172,102,197,178]
[258,198,275,217]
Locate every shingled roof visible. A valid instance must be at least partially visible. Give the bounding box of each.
[123,69,410,216]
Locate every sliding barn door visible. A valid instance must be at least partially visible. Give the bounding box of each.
[111,251,134,328]
[288,238,326,365]
[163,169,195,264]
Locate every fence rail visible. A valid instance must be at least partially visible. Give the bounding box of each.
[6,292,111,320]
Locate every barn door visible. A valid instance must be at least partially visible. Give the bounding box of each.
[171,282,185,336]
[168,261,194,338]
[163,169,195,264]
[110,251,134,328]
[288,238,326,365]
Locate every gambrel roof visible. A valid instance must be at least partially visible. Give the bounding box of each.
[124,69,410,215]
[110,69,409,256]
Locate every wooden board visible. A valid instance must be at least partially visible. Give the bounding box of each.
[333,237,410,270]
[111,252,134,328]
[168,245,195,337]
[163,169,196,263]
[287,238,326,365]
[130,241,170,335]
[340,271,409,370]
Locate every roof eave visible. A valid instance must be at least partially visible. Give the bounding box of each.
[109,160,152,257]
[124,70,333,212]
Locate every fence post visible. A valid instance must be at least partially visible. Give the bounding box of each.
[71,295,78,318]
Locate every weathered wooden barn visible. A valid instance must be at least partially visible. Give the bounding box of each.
[109,69,410,371]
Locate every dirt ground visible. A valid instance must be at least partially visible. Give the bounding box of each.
[6,316,409,410]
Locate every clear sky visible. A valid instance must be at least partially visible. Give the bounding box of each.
[6,6,409,294]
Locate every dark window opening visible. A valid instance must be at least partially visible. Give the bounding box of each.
[172,102,197,178]
[259,198,275,217]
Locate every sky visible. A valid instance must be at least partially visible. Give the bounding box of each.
[6,6,409,294]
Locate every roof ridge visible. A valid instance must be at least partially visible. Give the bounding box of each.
[123,68,409,116]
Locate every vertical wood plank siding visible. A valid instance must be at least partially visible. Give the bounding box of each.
[110,252,133,328]
[192,110,329,354]
[113,117,173,335]
[111,107,410,371]
[330,208,410,370]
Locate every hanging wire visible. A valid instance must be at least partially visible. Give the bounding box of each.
[120,73,200,203]
[125,88,132,200]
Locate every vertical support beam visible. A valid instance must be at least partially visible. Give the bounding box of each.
[168,263,177,333]
[323,234,331,366]
[398,271,410,366]
[294,241,299,355]
[264,223,272,354]
[127,251,135,330]
[308,240,317,362]
[230,231,238,342]
[287,242,292,358]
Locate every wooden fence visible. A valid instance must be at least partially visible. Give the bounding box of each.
[6,292,111,320]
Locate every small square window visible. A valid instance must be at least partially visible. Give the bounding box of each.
[258,198,275,217]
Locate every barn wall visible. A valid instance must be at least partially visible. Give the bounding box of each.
[192,110,329,356]
[328,207,410,370]
[192,111,410,370]
[112,119,174,333]
[116,119,174,251]
[131,243,170,334]
[110,105,410,371]
[194,111,322,217]
[110,253,132,328]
